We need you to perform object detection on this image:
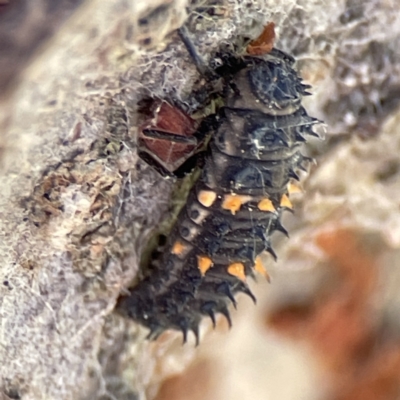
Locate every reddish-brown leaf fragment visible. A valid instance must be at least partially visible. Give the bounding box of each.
[138,100,199,173]
[247,22,276,55]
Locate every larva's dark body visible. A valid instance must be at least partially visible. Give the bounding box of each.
[117,35,320,343]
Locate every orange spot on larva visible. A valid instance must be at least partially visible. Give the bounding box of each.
[198,190,217,207]
[280,194,293,209]
[222,194,251,215]
[288,182,302,194]
[197,256,213,275]
[222,195,241,214]
[171,241,185,256]
[254,255,270,281]
[227,262,246,281]
[257,198,276,212]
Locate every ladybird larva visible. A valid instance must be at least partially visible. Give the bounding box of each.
[117,24,321,344]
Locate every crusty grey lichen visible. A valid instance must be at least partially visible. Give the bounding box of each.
[0,0,399,399]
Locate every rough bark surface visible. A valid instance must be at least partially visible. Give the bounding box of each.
[0,0,399,399]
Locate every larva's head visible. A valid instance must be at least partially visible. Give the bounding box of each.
[225,50,311,116]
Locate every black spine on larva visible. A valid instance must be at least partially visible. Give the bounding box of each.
[117,45,320,343]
